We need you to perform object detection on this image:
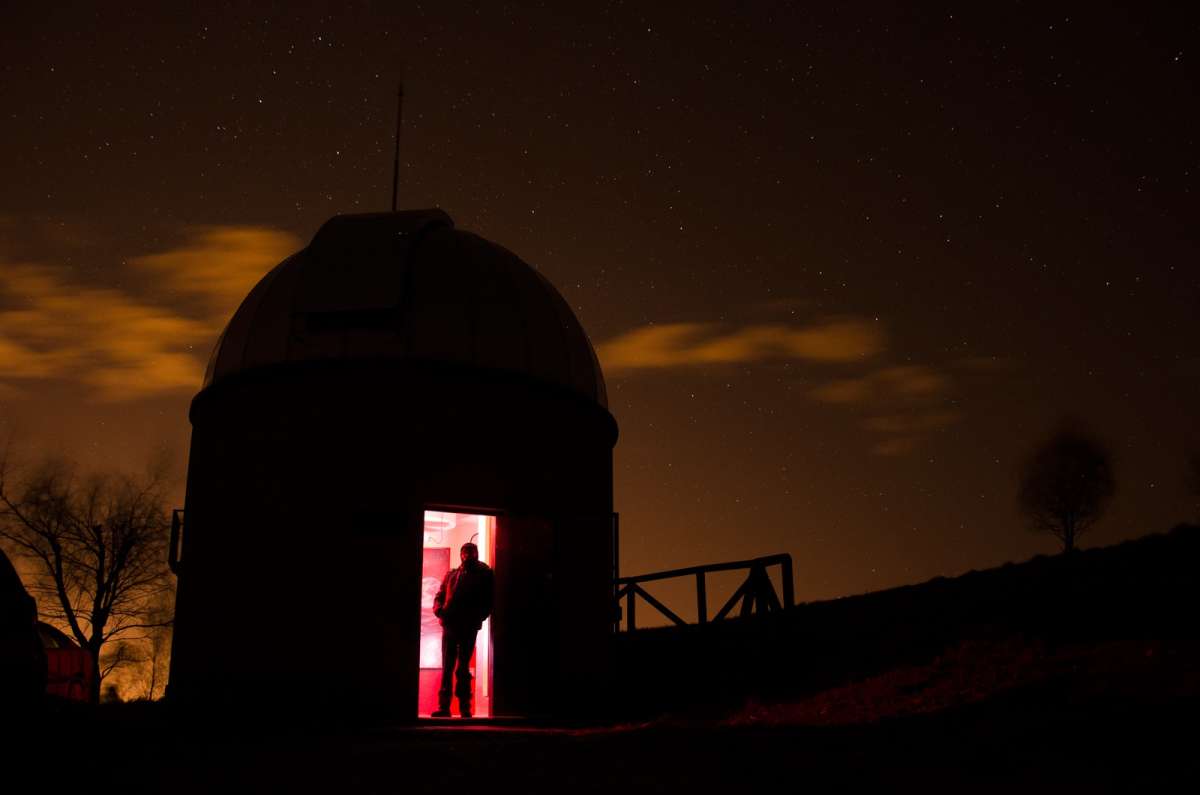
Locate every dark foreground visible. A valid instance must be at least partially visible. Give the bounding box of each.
[16,528,1200,792]
[15,681,1198,794]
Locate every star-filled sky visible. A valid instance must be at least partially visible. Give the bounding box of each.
[2,2,1197,606]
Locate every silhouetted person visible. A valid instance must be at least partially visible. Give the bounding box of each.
[432,542,494,717]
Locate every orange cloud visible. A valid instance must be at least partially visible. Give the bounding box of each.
[810,376,873,404]
[595,315,970,456]
[810,366,961,456]
[879,366,950,397]
[811,365,951,406]
[862,410,961,435]
[0,226,298,401]
[132,226,298,310]
[871,436,921,456]
[597,318,884,372]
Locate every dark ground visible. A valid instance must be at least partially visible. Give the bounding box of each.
[14,686,1199,794]
[14,527,1200,793]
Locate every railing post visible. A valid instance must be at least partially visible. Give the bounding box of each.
[627,587,636,631]
[696,571,707,624]
[740,565,757,617]
[611,513,621,633]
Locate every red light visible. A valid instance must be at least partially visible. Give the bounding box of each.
[419,510,494,717]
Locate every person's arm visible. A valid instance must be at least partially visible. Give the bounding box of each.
[481,568,495,620]
[434,573,448,618]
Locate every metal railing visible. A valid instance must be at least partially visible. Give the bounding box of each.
[615,553,793,631]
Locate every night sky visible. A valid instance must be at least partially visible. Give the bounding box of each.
[2,2,1197,606]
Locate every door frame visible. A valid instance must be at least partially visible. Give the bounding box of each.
[415,503,503,719]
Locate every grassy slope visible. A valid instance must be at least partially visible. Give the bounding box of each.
[617,524,1200,719]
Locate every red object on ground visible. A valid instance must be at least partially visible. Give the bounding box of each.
[37,622,93,701]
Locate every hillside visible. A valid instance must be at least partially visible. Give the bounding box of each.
[8,526,1198,793]
[616,524,1200,719]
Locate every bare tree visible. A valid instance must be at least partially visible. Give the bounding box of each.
[0,453,173,703]
[141,584,175,700]
[1018,425,1115,553]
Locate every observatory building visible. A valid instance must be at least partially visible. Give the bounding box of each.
[168,210,618,718]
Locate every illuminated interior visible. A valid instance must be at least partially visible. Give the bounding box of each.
[419,510,495,717]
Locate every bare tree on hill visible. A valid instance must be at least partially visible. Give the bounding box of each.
[0,452,174,703]
[1018,426,1116,554]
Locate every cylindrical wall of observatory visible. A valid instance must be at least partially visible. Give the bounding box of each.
[167,360,616,717]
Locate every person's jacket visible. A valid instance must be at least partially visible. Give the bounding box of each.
[434,560,494,632]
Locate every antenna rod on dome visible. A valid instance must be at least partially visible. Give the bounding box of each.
[390,79,404,212]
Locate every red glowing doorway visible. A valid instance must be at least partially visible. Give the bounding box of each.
[418,510,495,718]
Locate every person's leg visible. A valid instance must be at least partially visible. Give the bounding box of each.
[435,627,457,715]
[454,629,478,717]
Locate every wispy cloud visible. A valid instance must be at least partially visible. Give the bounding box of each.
[862,410,961,434]
[131,226,298,310]
[863,409,963,456]
[811,365,951,405]
[812,366,960,456]
[0,226,298,401]
[597,318,884,372]
[597,315,965,455]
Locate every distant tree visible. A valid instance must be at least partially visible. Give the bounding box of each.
[0,453,174,703]
[1018,426,1116,553]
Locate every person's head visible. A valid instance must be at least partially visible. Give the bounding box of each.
[460,543,479,564]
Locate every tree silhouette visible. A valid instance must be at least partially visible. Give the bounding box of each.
[140,584,175,700]
[0,454,173,703]
[1018,426,1115,553]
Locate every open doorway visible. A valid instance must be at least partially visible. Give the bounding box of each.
[418,509,495,718]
